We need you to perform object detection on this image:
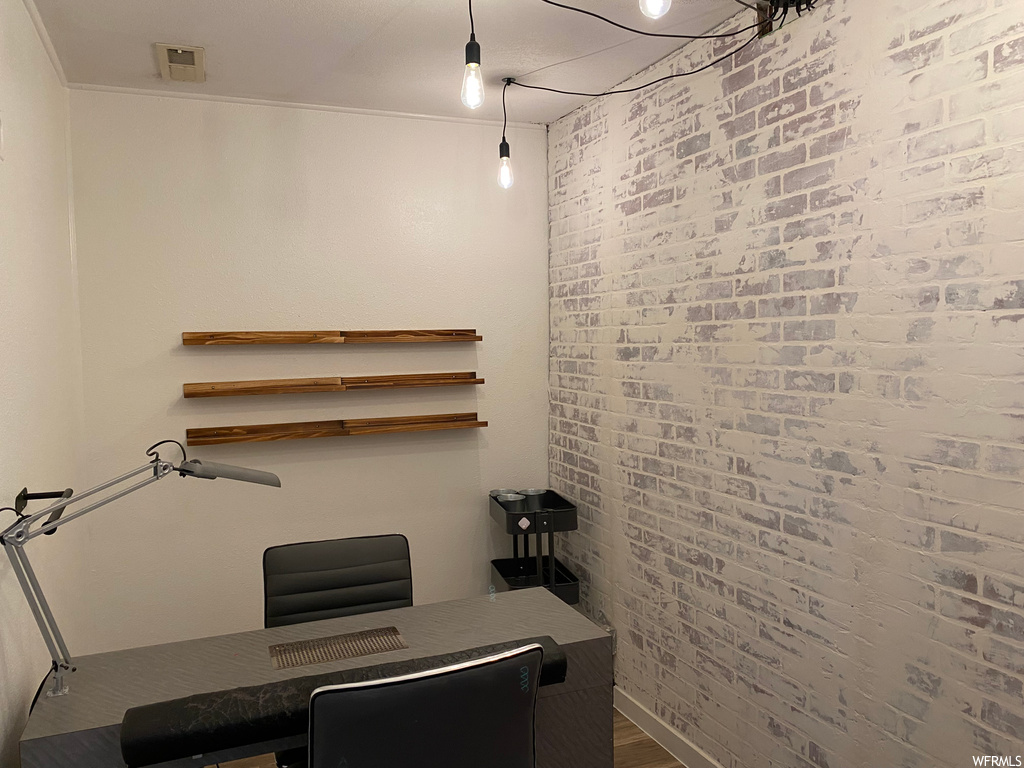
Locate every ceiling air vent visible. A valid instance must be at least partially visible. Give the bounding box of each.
[155,44,206,83]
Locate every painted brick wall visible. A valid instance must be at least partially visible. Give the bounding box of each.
[547,1,1024,766]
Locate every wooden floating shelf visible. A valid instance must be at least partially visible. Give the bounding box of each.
[186,413,488,446]
[182,329,482,346]
[183,371,484,398]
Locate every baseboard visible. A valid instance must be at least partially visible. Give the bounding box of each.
[614,687,726,768]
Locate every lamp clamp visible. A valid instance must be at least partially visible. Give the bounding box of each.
[14,488,74,517]
[14,488,74,539]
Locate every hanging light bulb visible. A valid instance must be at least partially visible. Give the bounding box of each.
[462,35,484,108]
[461,1,484,109]
[497,78,514,189]
[639,0,672,19]
[498,139,514,189]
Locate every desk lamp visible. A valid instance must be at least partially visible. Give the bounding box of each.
[0,440,280,697]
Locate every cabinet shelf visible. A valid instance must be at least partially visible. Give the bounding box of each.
[186,412,487,446]
[182,329,482,345]
[183,371,484,398]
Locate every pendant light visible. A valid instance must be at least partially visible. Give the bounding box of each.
[461,0,484,109]
[498,79,514,189]
[498,142,514,189]
[639,0,672,19]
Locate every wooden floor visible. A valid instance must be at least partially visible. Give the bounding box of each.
[216,709,682,768]
[613,709,683,768]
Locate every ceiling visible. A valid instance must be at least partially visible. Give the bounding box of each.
[31,0,745,124]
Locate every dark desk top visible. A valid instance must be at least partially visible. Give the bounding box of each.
[23,588,607,743]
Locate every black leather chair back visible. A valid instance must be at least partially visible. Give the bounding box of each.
[263,535,412,628]
[309,644,543,768]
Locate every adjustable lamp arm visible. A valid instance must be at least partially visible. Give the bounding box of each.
[1,445,280,698]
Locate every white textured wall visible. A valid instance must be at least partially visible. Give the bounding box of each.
[549,0,1024,766]
[0,0,80,765]
[66,89,549,654]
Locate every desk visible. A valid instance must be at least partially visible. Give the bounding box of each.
[21,588,612,768]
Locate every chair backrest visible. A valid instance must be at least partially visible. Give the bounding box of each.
[308,643,543,768]
[263,535,412,628]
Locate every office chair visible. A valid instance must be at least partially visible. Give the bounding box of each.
[264,534,413,767]
[308,643,544,768]
[263,534,413,628]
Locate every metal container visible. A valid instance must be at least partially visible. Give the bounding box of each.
[520,489,547,511]
[496,493,526,512]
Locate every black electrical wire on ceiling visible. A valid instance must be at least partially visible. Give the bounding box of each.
[509,2,787,98]
[540,0,770,40]
[468,0,475,36]
[727,0,819,14]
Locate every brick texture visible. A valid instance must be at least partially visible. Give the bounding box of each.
[547,1,1024,766]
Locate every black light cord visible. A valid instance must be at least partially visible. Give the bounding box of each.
[468,0,475,37]
[511,28,759,97]
[502,79,510,140]
[540,0,770,40]
[509,2,787,98]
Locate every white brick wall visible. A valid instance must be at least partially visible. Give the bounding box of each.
[547,1,1024,766]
